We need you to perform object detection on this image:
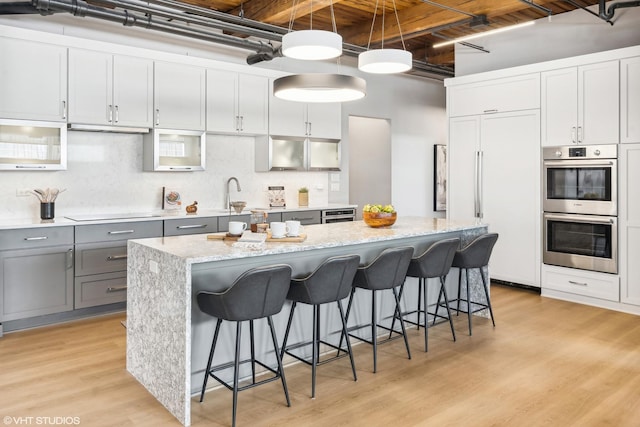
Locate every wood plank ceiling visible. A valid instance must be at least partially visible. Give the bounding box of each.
[171,0,603,75]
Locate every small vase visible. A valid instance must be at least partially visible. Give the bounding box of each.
[298,192,308,207]
[40,202,55,220]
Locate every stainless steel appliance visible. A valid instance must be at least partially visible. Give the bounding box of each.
[543,212,617,274]
[321,208,356,223]
[543,145,617,216]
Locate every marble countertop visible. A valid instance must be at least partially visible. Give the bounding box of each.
[129,217,486,265]
[0,204,357,230]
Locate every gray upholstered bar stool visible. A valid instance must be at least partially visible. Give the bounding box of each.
[395,237,460,352]
[196,264,292,427]
[280,254,360,398]
[343,246,414,373]
[449,233,499,336]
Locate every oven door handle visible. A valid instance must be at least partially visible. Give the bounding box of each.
[543,160,615,167]
[544,213,616,225]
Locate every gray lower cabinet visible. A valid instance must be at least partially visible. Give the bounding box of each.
[163,216,218,236]
[0,227,74,322]
[281,210,321,225]
[74,221,162,308]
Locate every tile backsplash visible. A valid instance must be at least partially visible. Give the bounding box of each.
[0,132,330,220]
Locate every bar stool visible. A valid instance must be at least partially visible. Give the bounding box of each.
[344,246,414,373]
[394,237,460,352]
[450,233,499,336]
[197,264,292,427]
[280,254,360,398]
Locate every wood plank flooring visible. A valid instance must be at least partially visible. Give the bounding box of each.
[1,284,639,426]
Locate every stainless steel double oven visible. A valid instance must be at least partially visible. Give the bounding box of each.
[542,145,617,274]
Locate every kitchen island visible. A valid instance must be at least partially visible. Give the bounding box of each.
[126,217,487,426]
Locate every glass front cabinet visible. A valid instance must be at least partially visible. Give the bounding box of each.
[0,119,67,170]
[143,129,206,171]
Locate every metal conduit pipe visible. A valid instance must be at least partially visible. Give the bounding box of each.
[31,0,280,62]
[599,0,640,21]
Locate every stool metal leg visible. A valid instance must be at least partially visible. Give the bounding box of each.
[311,304,319,398]
[338,288,356,356]
[337,300,357,382]
[371,289,378,373]
[421,278,429,352]
[391,286,412,361]
[232,321,242,427]
[200,318,222,403]
[438,276,457,342]
[417,278,423,331]
[249,320,256,384]
[457,268,463,316]
[280,302,297,360]
[480,267,496,327]
[267,316,291,407]
[466,269,472,336]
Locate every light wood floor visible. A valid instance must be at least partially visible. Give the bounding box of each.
[1,284,640,427]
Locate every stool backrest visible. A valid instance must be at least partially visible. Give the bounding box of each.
[355,246,414,291]
[453,233,499,269]
[197,264,292,321]
[291,254,360,304]
[409,237,461,279]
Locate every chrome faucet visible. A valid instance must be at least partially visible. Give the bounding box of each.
[225,177,241,209]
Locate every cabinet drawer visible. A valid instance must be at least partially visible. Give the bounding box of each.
[75,242,128,276]
[75,220,162,244]
[163,217,218,236]
[74,271,127,309]
[281,210,321,225]
[542,265,619,301]
[0,226,74,251]
[448,73,540,117]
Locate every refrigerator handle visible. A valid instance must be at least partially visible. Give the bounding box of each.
[478,150,484,219]
[474,151,480,218]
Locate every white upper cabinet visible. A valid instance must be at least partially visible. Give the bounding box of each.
[68,49,153,128]
[154,61,206,130]
[447,73,540,117]
[621,56,640,144]
[541,61,619,146]
[269,79,342,139]
[207,70,268,135]
[0,37,67,122]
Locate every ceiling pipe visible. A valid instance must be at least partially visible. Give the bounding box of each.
[599,0,640,21]
[518,0,553,16]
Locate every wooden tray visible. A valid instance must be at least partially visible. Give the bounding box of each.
[206,233,307,243]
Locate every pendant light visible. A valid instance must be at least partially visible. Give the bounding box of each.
[281,0,342,60]
[358,0,412,74]
[274,0,366,103]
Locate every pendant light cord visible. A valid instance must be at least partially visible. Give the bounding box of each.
[366,0,407,51]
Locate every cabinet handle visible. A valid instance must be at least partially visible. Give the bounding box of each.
[569,280,588,286]
[239,115,244,131]
[115,105,119,123]
[291,217,314,221]
[24,236,48,241]
[107,254,128,261]
[16,165,46,169]
[107,230,135,235]
[67,249,73,269]
[108,104,113,123]
[62,100,67,120]
[577,126,583,143]
[571,127,576,143]
[156,109,160,126]
[169,167,193,170]
[483,109,498,114]
[177,224,207,229]
[107,286,128,293]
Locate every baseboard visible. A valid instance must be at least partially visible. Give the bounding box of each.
[492,279,541,294]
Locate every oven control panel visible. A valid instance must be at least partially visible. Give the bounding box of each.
[544,144,617,160]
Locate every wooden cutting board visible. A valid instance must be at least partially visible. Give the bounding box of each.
[206,233,307,242]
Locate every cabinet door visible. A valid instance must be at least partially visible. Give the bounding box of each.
[154,61,206,130]
[206,69,238,134]
[113,55,154,128]
[578,61,619,145]
[621,57,640,144]
[0,38,67,122]
[481,110,540,287]
[238,73,269,135]
[68,49,113,125]
[307,103,341,139]
[269,80,307,137]
[1,246,74,321]
[541,67,578,146]
[620,144,640,305]
[447,116,480,222]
